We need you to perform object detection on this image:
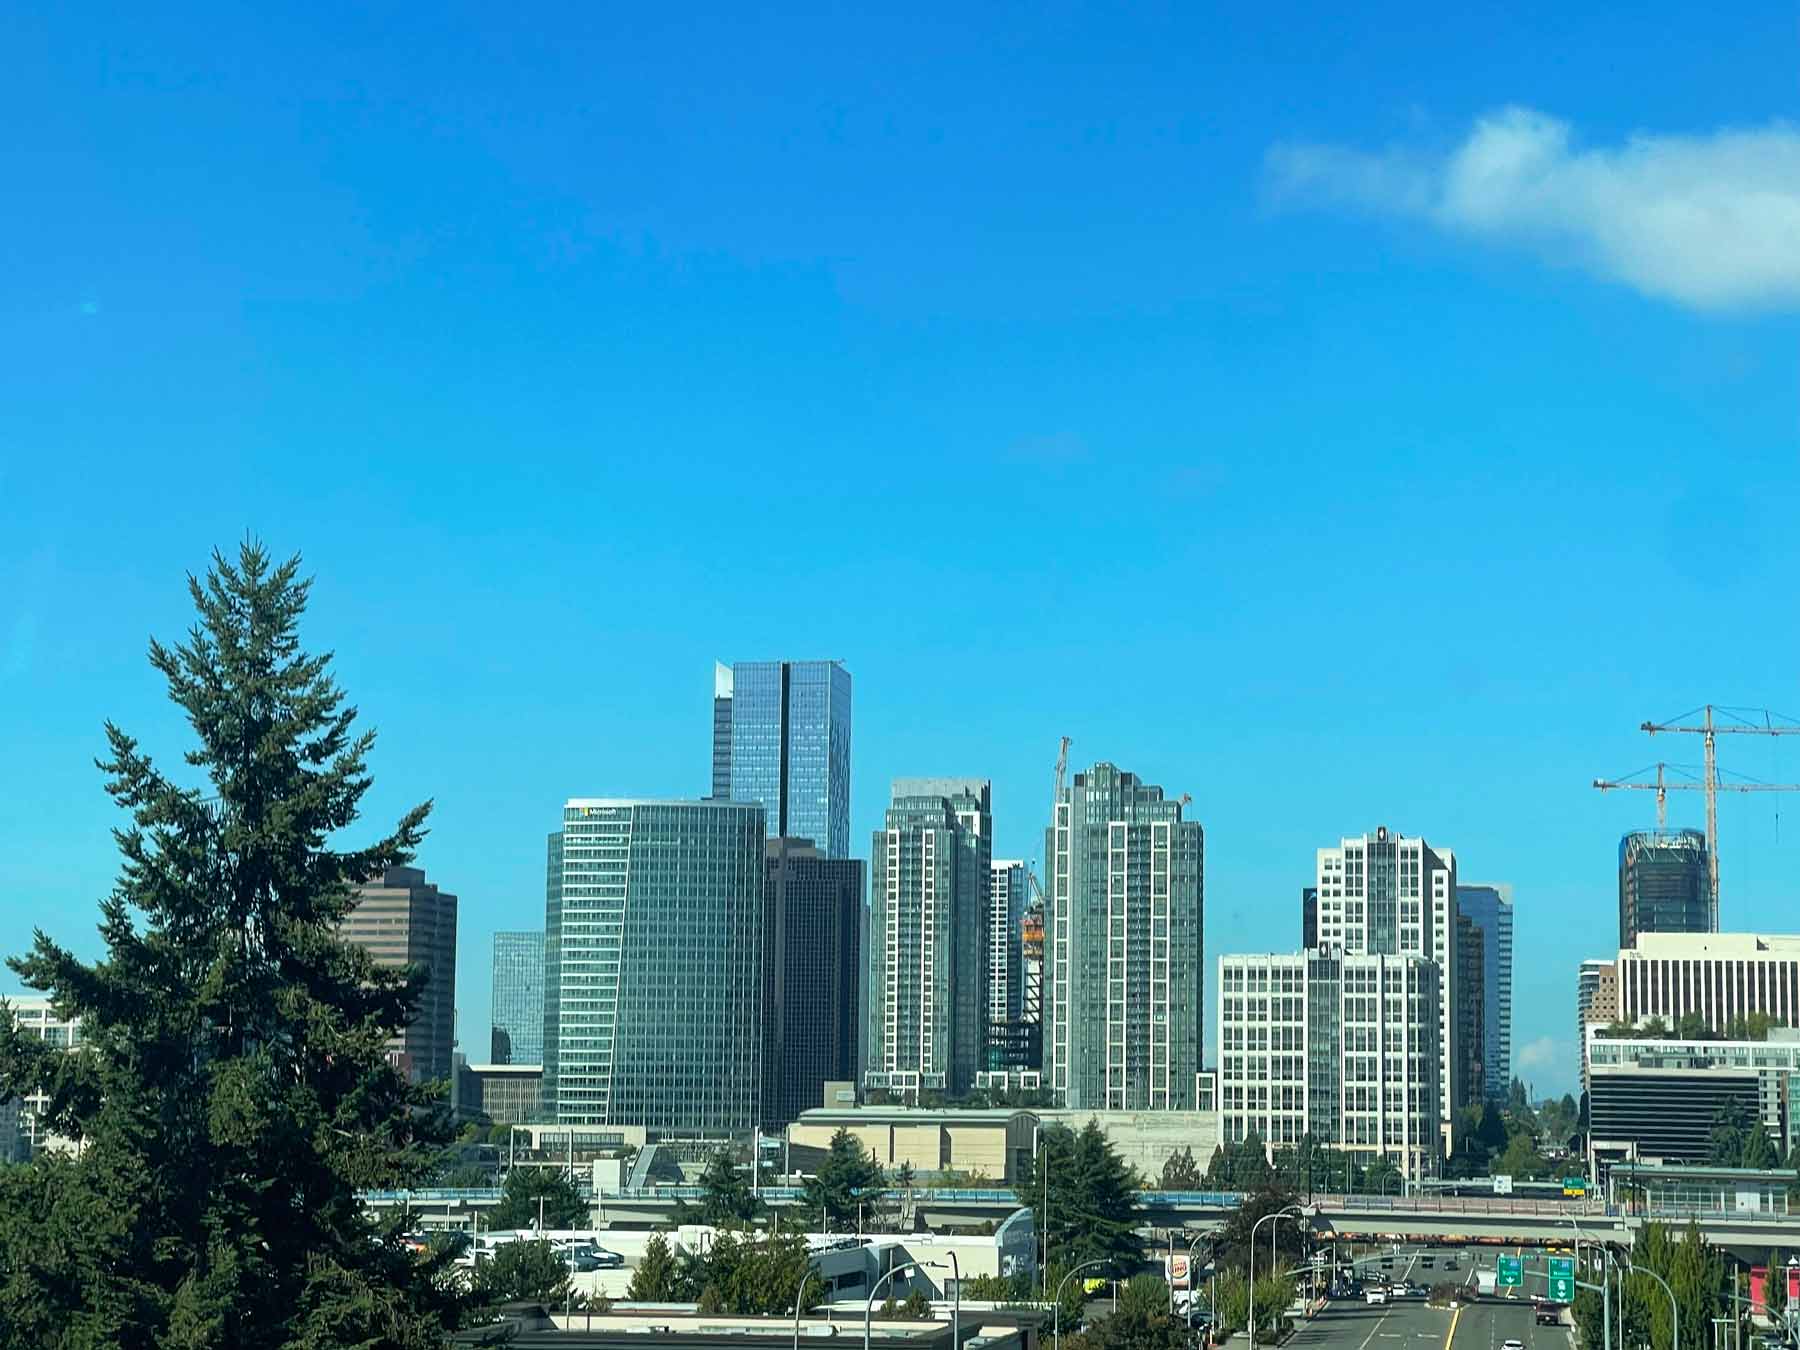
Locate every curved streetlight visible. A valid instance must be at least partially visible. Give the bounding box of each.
[938,1250,961,1350]
[864,1260,927,1350]
[793,1269,820,1350]
[1250,1205,1306,1350]
[1620,1251,1680,1350]
[1569,1214,1620,1350]
[1053,1259,1110,1350]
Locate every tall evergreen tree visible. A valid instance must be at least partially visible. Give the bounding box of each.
[801,1128,885,1231]
[682,1146,762,1227]
[489,1165,589,1231]
[0,544,462,1347]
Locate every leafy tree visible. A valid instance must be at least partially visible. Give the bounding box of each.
[1160,1147,1203,1190]
[683,1146,761,1227]
[441,1164,493,1189]
[801,1127,885,1231]
[1495,1130,1550,1180]
[470,1239,571,1307]
[0,544,464,1347]
[892,1161,916,1191]
[900,1288,933,1319]
[491,1165,589,1231]
[1018,1121,1142,1278]
[1508,1077,1530,1112]
[625,1233,690,1302]
[1216,1186,1308,1274]
[1676,1011,1717,1041]
[1069,1277,1187,1350]
[1765,1251,1788,1321]
[1708,1100,1753,1168]
[1742,1123,1780,1170]
[686,1230,815,1316]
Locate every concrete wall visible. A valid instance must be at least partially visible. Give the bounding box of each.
[1037,1109,1220,1185]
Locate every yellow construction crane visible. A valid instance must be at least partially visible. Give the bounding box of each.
[1594,705,1800,927]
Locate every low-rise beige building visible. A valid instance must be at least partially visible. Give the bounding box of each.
[786,1107,1038,1183]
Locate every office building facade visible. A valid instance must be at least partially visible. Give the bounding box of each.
[1047,763,1205,1111]
[551,799,766,1133]
[1614,932,1800,1033]
[542,831,564,1114]
[491,930,545,1066]
[340,865,458,1085]
[989,859,1029,1024]
[866,779,991,1099]
[1619,830,1710,949]
[1314,827,1460,1140]
[5,997,82,1158]
[763,838,864,1131]
[713,659,853,858]
[1577,958,1618,1093]
[1218,950,1442,1179]
[1301,886,1319,948]
[1455,883,1513,1101]
[1455,909,1486,1107]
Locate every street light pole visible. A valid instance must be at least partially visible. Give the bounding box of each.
[864,1260,926,1350]
[793,1270,819,1350]
[1250,1205,1305,1350]
[1054,1259,1109,1350]
[1622,1252,1680,1350]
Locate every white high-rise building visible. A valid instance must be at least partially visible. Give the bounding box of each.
[866,779,992,1100]
[5,997,82,1158]
[1316,827,1460,1147]
[988,859,1029,1024]
[1047,763,1205,1111]
[1218,950,1442,1180]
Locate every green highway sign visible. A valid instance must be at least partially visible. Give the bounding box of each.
[1563,1176,1588,1197]
[1549,1256,1575,1302]
[1498,1255,1523,1289]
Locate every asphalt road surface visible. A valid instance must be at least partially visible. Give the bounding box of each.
[1292,1245,1574,1350]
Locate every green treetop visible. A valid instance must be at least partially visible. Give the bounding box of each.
[0,544,462,1348]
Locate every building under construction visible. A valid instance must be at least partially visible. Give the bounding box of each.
[1618,829,1710,949]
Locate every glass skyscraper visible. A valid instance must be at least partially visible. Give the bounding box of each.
[712,660,852,858]
[762,838,864,1130]
[550,798,765,1132]
[1618,830,1709,948]
[1455,883,1513,1102]
[1047,763,1205,1111]
[490,930,545,1066]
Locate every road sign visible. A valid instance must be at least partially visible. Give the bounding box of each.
[1563,1177,1588,1197]
[1549,1256,1575,1302]
[1498,1255,1523,1289]
[1493,1174,1514,1195]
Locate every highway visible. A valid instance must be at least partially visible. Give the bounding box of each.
[1288,1246,1572,1350]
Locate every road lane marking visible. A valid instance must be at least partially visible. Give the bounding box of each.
[1445,1303,1463,1350]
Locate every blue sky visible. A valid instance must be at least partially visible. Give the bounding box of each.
[5,1,1800,1099]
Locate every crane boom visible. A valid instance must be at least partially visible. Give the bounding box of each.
[1609,703,1800,928]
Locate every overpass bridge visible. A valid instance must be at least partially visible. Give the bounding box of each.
[360,1185,1798,1253]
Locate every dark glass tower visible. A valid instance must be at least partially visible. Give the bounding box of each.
[713,660,852,858]
[762,838,864,1129]
[1619,830,1710,948]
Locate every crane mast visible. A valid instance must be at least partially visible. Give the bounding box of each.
[1595,705,1800,929]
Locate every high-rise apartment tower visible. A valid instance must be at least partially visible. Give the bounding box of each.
[1314,828,1460,1144]
[1047,763,1205,1111]
[712,660,853,858]
[866,778,991,1099]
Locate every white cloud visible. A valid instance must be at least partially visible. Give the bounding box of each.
[1265,107,1800,311]
[1515,1035,1564,1073]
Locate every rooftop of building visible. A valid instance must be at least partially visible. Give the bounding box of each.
[792,1105,1039,1127]
[464,1063,544,1077]
[1626,932,1800,958]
